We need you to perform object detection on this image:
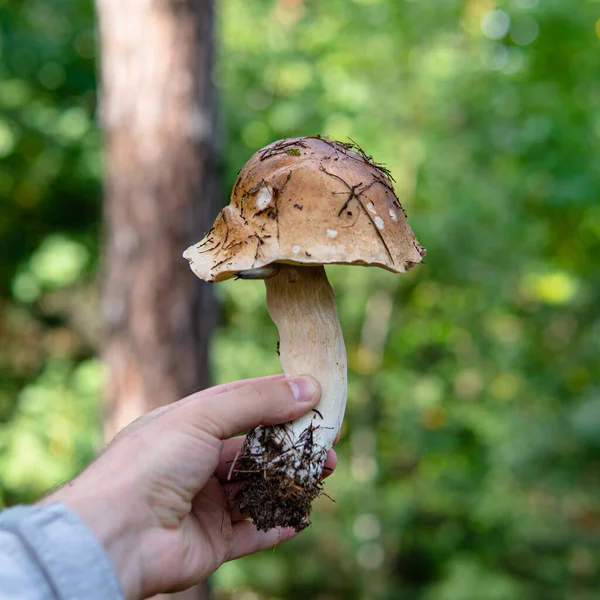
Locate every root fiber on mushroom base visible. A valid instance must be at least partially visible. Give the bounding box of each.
[234,424,328,532]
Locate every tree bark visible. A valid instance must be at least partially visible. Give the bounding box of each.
[97,1,218,598]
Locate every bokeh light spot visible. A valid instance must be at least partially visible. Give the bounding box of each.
[421,406,447,430]
[265,61,313,96]
[12,272,41,304]
[324,113,353,140]
[511,16,540,45]
[481,43,509,70]
[241,121,271,149]
[38,62,66,90]
[245,87,273,112]
[55,107,90,142]
[74,30,96,59]
[0,79,31,108]
[502,46,525,75]
[353,513,381,541]
[413,376,445,407]
[491,373,520,401]
[521,271,580,305]
[356,542,385,570]
[454,370,483,398]
[29,235,89,289]
[481,10,511,40]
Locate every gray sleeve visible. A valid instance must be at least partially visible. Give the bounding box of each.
[0,502,124,600]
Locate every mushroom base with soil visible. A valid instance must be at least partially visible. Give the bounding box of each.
[234,264,347,532]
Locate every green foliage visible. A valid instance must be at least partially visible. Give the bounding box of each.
[0,0,101,507]
[2,0,600,598]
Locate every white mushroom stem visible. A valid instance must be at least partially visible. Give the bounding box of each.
[266,264,347,469]
[237,264,347,530]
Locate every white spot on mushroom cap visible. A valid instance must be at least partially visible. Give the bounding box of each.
[375,216,385,230]
[292,245,301,254]
[366,202,377,215]
[255,186,273,211]
[389,207,398,221]
[327,229,338,238]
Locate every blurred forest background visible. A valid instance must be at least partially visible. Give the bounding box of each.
[1,0,600,599]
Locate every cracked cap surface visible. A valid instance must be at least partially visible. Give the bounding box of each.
[183,136,426,282]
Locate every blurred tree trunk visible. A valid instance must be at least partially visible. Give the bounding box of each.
[97,1,217,599]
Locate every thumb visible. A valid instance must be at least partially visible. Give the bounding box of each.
[175,375,321,440]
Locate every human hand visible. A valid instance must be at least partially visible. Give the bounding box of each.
[42,374,334,599]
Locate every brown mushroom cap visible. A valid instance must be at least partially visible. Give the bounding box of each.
[183,136,426,282]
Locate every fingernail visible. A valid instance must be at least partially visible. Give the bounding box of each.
[288,376,319,402]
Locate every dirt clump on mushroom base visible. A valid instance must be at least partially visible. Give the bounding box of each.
[234,424,327,532]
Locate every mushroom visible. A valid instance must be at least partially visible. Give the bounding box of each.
[183,136,426,532]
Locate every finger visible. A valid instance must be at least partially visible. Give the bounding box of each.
[222,482,249,522]
[216,438,337,483]
[179,376,321,440]
[215,437,245,482]
[323,448,337,478]
[227,521,299,561]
